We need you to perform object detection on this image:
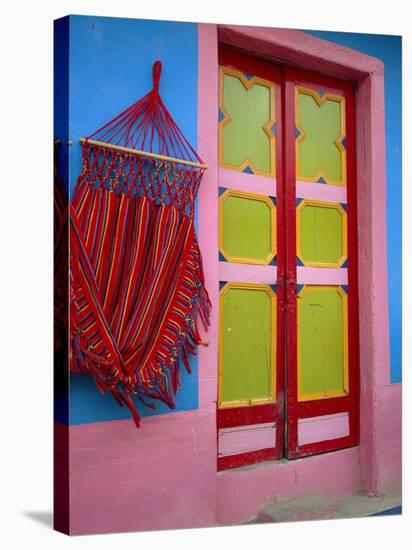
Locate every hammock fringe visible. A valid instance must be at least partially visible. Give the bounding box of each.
[69,162,211,421]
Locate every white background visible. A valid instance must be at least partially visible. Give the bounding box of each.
[0,0,410,548]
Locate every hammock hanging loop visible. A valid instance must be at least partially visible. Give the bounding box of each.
[152,60,162,93]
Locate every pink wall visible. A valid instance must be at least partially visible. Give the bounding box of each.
[374,384,402,494]
[56,411,217,535]
[356,59,402,496]
[197,23,219,413]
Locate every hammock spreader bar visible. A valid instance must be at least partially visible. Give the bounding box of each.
[69,61,211,426]
[79,138,208,170]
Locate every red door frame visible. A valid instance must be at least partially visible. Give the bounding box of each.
[283,68,360,458]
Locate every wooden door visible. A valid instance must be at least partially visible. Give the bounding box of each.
[217,47,285,470]
[216,49,359,469]
[283,68,359,459]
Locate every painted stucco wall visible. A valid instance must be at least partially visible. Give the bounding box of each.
[54,16,402,534]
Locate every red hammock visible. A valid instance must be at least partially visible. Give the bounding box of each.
[54,142,68,371]
[70,61,210,426]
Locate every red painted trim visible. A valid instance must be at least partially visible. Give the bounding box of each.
[283,72,299,457]
[218,403,277,429]
[219,46,282,81]
[289,435,357,460]
[274,65,286,464]
[297,396,354,417]
[346,78,360,450]
[217,46,284,470]
[218,447,277,471]
[284,68,359,459]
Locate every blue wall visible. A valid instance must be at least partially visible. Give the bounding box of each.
[55,19,402,425]
[303,30,402,384]
[56,15,200,424]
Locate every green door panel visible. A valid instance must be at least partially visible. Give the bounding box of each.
[220,285,275,405]
[298,287,346,399]
[297,90,344,184]
[299,203,345,265]
[221,192,275,263]
[222,73,273,173]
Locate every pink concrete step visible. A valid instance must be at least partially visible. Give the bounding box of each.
[254,491,402,524]
[256,495,336,523]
